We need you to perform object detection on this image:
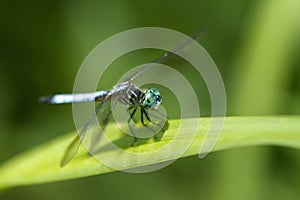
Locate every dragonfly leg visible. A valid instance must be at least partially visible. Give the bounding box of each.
[140,107,149,126]
[128,106,139,124]
[142,108,162,128]
[141,107,158,139]
[127,106,138,145]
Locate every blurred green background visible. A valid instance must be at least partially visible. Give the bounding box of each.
[0,0,300,199]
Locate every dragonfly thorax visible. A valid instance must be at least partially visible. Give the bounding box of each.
[142,88,162,109]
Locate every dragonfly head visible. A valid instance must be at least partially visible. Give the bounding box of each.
[143,88,162,109]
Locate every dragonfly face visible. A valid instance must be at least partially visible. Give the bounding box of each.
[142,88,162,110]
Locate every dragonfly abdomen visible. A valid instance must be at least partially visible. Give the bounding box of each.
[40,90,110,104]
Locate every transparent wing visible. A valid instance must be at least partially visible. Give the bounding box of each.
[60,95,112,167]
[127,29,207,81]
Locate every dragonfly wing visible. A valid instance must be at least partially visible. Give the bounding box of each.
[88,97,112,151]
[60,95,112,167]
[60,134,82,167]
[128,29,207,81]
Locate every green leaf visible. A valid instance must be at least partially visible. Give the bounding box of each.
[0,116,300,189]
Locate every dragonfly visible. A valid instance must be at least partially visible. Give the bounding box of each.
[40,31,204,167]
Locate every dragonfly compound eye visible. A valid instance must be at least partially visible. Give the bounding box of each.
[143,88,162,109]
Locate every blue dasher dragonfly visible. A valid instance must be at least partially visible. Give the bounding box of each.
[40,31,204,167]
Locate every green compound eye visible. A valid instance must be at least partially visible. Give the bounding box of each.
[143,88,162,109]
